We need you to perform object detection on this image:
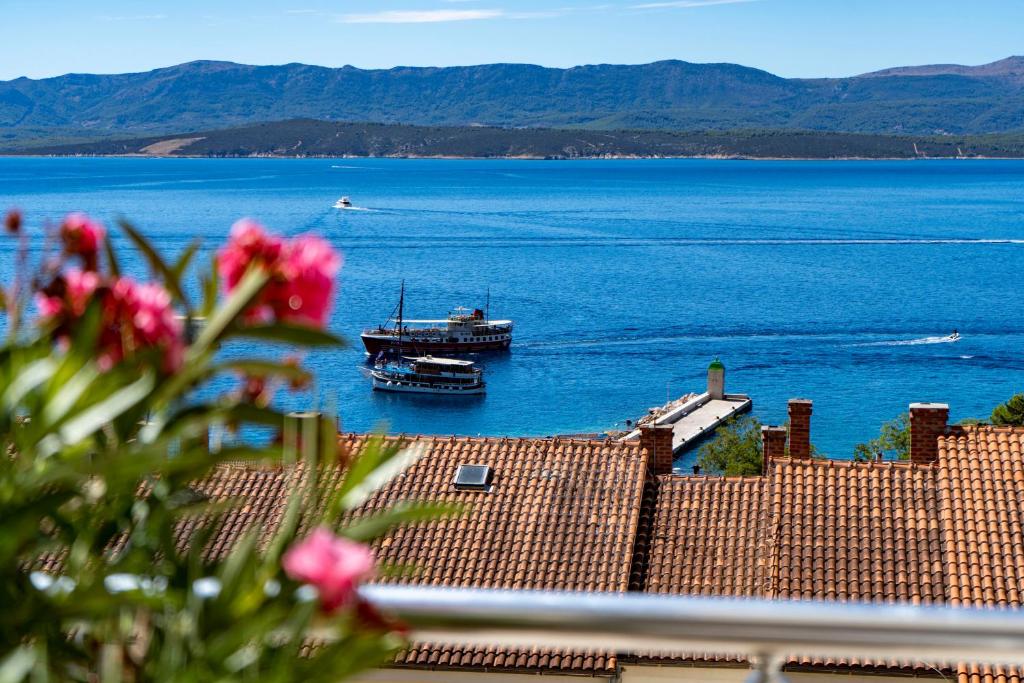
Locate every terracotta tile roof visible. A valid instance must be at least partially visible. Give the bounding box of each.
[939,427,1024,683]
[641,475,769,597]
[643,458,946,602]
[632,426,1024,681]
[959,663,1023,683]
[191,434,650,675]
[637,459,945,604]
[345,434,648,674]
[394,642,615,674]
[769,458,945,604]
[341,434,648,593]
[52,423,1024,679]
[188,463,301,560]
[938,427,1024,609]
[629,462,945,675]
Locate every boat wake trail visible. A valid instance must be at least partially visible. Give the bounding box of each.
[853,335,959,347]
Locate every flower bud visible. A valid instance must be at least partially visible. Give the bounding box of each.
[4,209,22,234]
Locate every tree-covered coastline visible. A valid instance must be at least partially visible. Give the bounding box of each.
[11,119,1024,160]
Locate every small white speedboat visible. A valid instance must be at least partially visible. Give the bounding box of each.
[334,196,352,209]
[948,331,961,342]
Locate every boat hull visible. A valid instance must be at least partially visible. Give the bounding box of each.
[371,375,485,395]
[361,334,511,355]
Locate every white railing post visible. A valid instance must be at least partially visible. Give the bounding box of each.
[745,653,788,683]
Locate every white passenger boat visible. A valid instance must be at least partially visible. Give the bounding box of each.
[334,196,353,208]
[371,356,485,395]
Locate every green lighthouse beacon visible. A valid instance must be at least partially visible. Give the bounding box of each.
[707,357,725,400]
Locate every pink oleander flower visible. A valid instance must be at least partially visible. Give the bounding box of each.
[218,219,341,328]
[125,280,185,372]
[283,528,375,613]
[60,213,106,270]
[36,271,183,373]
[218,218,284,290]
[35,268,100,320]
[34,294,63,318]
[274,235,341,326]
[66,269,101,316]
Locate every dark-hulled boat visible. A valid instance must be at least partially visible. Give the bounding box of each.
[361,283,513,355]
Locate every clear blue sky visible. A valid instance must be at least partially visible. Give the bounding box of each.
[3,0,1023,81]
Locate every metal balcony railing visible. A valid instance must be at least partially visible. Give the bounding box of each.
[361,585,1024,679]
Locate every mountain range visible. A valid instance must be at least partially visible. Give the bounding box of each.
[2,57,1024,146]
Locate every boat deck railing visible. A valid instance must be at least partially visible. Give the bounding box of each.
[360,585,1024,680]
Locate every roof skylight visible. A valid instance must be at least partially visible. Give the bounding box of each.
[453,464,493,491]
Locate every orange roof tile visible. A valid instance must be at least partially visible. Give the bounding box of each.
[768,458,944,604]
[939,427,1024,683]
[640,475,769,597]
[632,426,1024,681]
[341,434,648,593]
[97,424,1024,679]
[190,434,649,675]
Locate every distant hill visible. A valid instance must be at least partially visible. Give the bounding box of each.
[2,58,1024,146]
[859,56,1024,81]
[15,119,1024,160]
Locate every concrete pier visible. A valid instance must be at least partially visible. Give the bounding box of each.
[620,358,752,454]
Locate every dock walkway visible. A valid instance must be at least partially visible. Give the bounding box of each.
[619,358,751,454]
[621,392,752,454]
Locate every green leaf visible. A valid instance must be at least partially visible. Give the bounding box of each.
[227,322,346,348]
[41,362,100,429]
[341,442,425,510]
[341,501,460,542]
[172,239,202,281]
[216,528,259,607]
[58,371,155,446]
[263,475,307,567]
[0,645,35,683]
[210,359,311,382]
[201,255,219,318]
[190,267,269,357]
[118,218,191,314]
[3,358,56,410]
[103,233,121,278]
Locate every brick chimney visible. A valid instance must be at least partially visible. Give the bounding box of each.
[787,399,813,460]
[639,423,675,475]
[761,426,787,472]
[909,403,949,464]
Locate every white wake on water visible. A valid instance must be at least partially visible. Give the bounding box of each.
[854,335,960,347]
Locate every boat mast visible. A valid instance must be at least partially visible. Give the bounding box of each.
[485,287,490,324]
[397,280,405,345]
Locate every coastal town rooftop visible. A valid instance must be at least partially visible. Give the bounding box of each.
[187,401,1024,682]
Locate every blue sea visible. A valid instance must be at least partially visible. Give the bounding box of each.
[2,157,1023,464]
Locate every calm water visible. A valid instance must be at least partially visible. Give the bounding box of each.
[2,157,1023,464]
